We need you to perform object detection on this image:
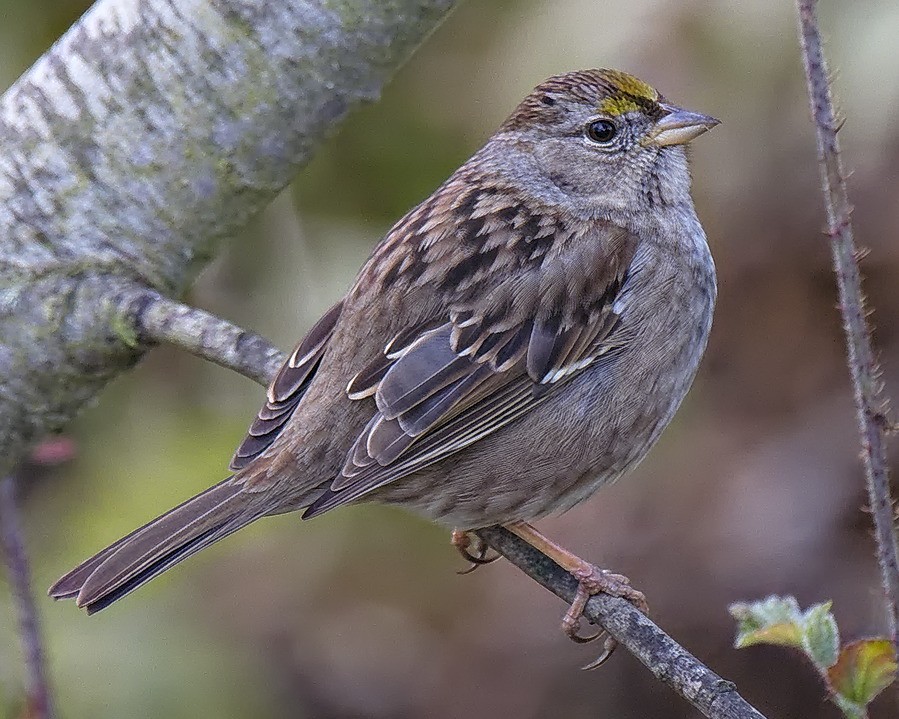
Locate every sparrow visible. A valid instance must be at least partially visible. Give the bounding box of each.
[51,69,718,651]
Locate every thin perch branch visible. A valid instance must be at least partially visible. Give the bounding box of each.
[476,527,766,719]
[796,0,899,646]
[128,289,286,386]
[1,475,54,719]
[136,305,767,719]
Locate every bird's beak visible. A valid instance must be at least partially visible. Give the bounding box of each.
[643,103,720,147]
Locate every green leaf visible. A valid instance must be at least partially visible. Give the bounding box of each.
[827,638,898,707]
[802,602,840,669]
[729,595,804,649]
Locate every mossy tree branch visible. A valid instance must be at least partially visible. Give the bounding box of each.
[0,0,455,710]
[0,0,457,476]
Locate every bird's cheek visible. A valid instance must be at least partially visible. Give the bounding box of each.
[535,145,600,197]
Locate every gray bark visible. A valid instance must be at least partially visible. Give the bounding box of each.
[0,0,456,472]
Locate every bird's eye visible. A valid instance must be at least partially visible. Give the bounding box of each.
[585,119,617,144]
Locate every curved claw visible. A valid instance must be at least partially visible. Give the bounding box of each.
[582,636,618,670]
[561,585,604,643]
[455,550,500,574]
[567,623,605,644]
[459,546,500,565]
[456,562,482,576]
[451,530,500,574]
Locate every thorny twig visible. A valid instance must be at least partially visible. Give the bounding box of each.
[796,0,899,646]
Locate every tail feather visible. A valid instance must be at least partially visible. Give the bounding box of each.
[76,523,234,614]
[48,528,145,600]
[49,478,265,613]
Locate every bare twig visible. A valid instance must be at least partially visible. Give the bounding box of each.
[1,475,54,719]
[136,308,766,719]
[128,289,286,386]
[796,0,899,645]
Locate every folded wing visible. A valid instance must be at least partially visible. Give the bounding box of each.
[304,220,640,517]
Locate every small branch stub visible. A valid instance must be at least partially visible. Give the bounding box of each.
[129,290,286,386]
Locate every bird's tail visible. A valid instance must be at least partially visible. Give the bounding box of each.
[49,477,266,614]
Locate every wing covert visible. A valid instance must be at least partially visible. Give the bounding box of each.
[230,301,344,470]
[303,218,640,518]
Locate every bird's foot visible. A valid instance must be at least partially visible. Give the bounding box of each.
[563,563,648,669]
[503,521,649,669]
[451,529,500,575]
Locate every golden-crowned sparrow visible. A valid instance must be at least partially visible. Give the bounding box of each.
[51,70,718,639]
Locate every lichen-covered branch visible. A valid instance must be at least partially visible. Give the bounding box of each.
[133,304,766,719]
[1,475,55,719]
[796,0,899,647]
[0,0,457,474]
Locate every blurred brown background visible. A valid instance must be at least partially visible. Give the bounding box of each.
[2,0,899,717]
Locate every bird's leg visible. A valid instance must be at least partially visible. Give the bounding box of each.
[451,529,500,575]
[504,521,648,668]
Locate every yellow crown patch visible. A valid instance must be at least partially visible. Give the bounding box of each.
[597,70,659,116]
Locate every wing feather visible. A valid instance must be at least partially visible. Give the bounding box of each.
[230,301,343,470]
[375,326,472,419]
[302,220,641,519]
